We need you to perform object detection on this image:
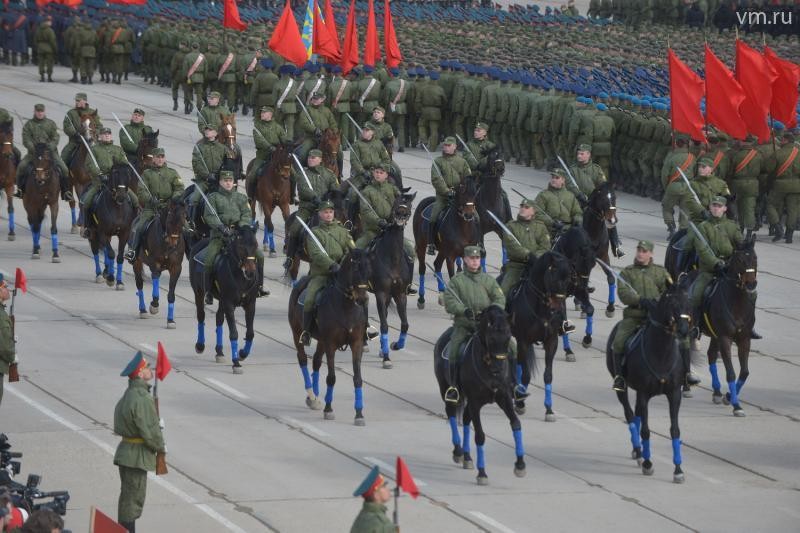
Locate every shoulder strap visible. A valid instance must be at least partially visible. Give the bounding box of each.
[776,146,799,178]
[667,153,695,183]
[734,149,757,174]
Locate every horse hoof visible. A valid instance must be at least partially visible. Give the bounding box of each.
[232,365,243,375]
[71,225,79,234]
[712,392,723,405]
[581,335,592,348]
[139,311,148,319]
[631,448,642,460]
[417,300,425,310]
[268,251,277,258]
[476,475,489,486]
[195,343,205,353]
[463,460,474,470]
[8,234,15,241]
[215,355,225,363]
[306,397,323,410]
[382,358,393,369]
[605,307,615,318]
[565,351,576,362]
[545,412,557,422]
[95,275,104,284]
[452,453,463,465]
[722,393,731,406]
[514,466,526,478]
[390,342,402,351]
[514,405,526,416]
[149,304,159,315]
[674,473,685,484]
[31,253,40,260]
[642,465,654,476]
[733,407,746,417]
[116,282,125,291]
[51,255,61,263]
[354,416,365,426]
[682,389,693,398]
[105,278,114,287]
[166,321,176,330]
[579,311,587,319]
[636,457,644,467]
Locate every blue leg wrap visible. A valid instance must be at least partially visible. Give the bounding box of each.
[51,234,58,252]
[634,416,642,435]
[608,282,616,305]
[586,315,593,336]
[642,439,651,460]
[312,371,320,397]
[137,290,146,312]
[116,259,123,283]
[167,302,175,321]
[455,257,462,268]
[395,332,407,349]
[152,277,160,300]
[709,363,721,391]
[243,338,253,355]
[480,256,487,273]
[562,334,572,350]
[672,438,682,465]
[262,230,268,245]
[435,271,445,291]
[93,254,101,276]
[380,333,389,356]
[462,425,471,454]
[300,365,312,389]
[268,232,275,251]
[728,380,739,406]
[449,416,461,447]
[9,212,15,231]
[70,207,76,226]
[32,231,40,247]
[231,339,239,362]
[502,247,508,265]
[325,385,334,404]
[418,274,425,297]
[628,421,642,449]
[197,322,205,345]
[215,325,223,349]
[513,429,524,457]
[515,363,522,386]
[476,444,486,469]
[736,378,746,394]
[544,383,552,409]
[354,386,364,410]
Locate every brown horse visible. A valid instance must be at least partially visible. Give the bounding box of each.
[217,114,244,182]
[68,110,99,234]
[21,144,61,262]
[0,122,17,240]
[248,143,292,258]
[319,129,341,179]
[134,129,159,175]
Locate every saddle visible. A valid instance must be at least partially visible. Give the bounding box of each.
[421,203,451,235]
[624,327,645,354]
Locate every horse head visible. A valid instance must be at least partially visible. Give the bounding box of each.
[455,176,478,221]
[108,164,134,204]
[138,130,159,168]
[336,248,372,305]
[727,234,758,293]
[32,143,54,184]
[484,147,505,179]
[654,282,692,339]
[556,227,595,293]
[528,251,573,310]
[219,114,237,147]
[78,111,99,142]
[392,190,416,226]
[272,143,293,180]
[587,181,617,227]
[476,305,511,375]
[229,225,258,279]
[162,198,186,248]
[0,122,12,155]
[320,128,341,154]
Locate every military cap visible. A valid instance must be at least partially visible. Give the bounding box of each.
[697,156,714,167]
[463,245,483,257]
[260,106,275,113]
[373,106,385,113]
[309,149,323,158]
[209,91,222,99]
[710,195,727,206]
[577,143,592,153]
[219,170,235,180]
[34,103,45,111]
[132,108,145,116]
[353,466,386,498]
[191,42,200,49]
[475,122,489,131]
[520,198,536,209]
[121,351,148,378]
[318,199,335,211]
[310,92,325,100]
[550,168,567,179]
[99,127,112,135]
[203,124,218,131]
[152,147,165,157]
[674,133,691,143]
[75,92,88,101]
[362,122,377,132]
[636,240,654,252]
[443,136,457,145]
[372,162,391,173]
[429,71,440,80]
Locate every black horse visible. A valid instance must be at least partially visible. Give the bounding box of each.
[20,144,61,262]
[189,226,260,374]
[366,191,416,367]
[288,249,372,425]
[581,182,619,320]
[605,283,692,483]
[433,305,525,485]
[133,129,159,175]
[413,177,481,309]
[88,164,137,289]
[133,199,187,329]
[505,251,574,419]
[475,147,511,268]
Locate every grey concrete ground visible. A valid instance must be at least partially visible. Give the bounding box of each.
[1,66,799,533]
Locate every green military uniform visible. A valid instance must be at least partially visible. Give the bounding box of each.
[197,97,232,134]
[350,132,391,178]
[78,23,98,83]
[328,72,355,143]
[191,136,227,193]
[429,143,471,230]
[34,19,57,82]
[766,134,800,242]
[355,72,382,126]
[350,501,394,533]
[684,157,731,223]
[354,172,414,261]
[182,43,207,111]
[382,74,409,151]
[295,97,338,162]
[534,176,583,236]
[591,109,615,179]
[113,356,164,530]
[61,99,103,168]
[15,106,70,196]
[119,116,154,164]
[500,209,551,295]
[169,42,189,111]
[245,110,289,190]
[0,291,16,407]
[250,64,279,112]
[729,141,764,233]
[273,70,301,140]
[202,177,258,274]
[64,19,81,82]
[568,153,607,200]
[289,156,340,243]
[464,127,497,174]
[82,130,137,215]
[416,74,445,150]
[660,141,697,231]
[107,21,132,83]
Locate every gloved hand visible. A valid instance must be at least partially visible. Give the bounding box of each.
[553,220,565,232]
[527,251,538,263]
[447,189,455,199]
[312,196,321,207]
[329,262,340,274]
[221,226,233,237]
[577,192,588,206]
[640,298,658,313]
[159,418,165,430]
[377,219,389,229]
[464,308,475,320]
[713,262,727,276]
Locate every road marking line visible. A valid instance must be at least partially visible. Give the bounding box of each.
[5,385,248,533]
[561,414,602,433]
[652,454,721,485]
[28,287,61,304]
[206,378,249,399]
[139,343,157,353]
[97,321,119,331]
[83,313,97,320]
[281,416,330,438]
[468,511,517,533]
[363,456,428,486]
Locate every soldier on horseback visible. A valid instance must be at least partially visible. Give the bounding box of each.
[535,169,583,239]
[124,147,184,263]
[463,122,496,177]
[349,123,391,185]
[299,200,356,346]
[196,91,231,134]
[61,92,102,170]
[499,198,550,295]
[79,127,137,236]
[611,240,700,392]
[245,106,288,199]
[442,245,507,403]
[14,103,71,200]
[295,92,338,163]
[188,125,227,222]
[119,108,154,165]
[202,170,268,305]
[370,107,403,184]
[0,108,21,165]
[285,149,339,268]
[427,137,471,255]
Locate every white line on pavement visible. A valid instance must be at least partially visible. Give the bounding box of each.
[652,454,721,485]
[205,378,249,400]
[97,321,119,331]
[363,456,428,486]
[82,313,97,320]
[139,343,156,353]
[28,287,61,304]
[6,385,248,533]
[468,511,517,533]
[281,416,330,438]
[561,414,602,433]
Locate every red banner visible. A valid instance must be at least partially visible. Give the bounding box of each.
[668,48,706,142]
[764,46,800,129]
[383,0,403,69]
[735,39,778,143]
[705,44,747,140]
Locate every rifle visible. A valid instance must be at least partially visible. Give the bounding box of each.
[7,286,19,383]
[152,378,168,475]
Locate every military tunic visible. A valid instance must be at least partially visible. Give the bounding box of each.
[290,165,340,239]
[197,103,232,134]
[128,164,184,249]
[766,142,800,231]
[296,102,338,162]
[355,180,414,259]
[203,187,255,271]
[272,75,301,140]
[17,116,69,182]
[567,160,607,199]
[305,220,355,313]
[0,303,15,406]
[246,119,289,186]
[119,122,155,163]
[33,23,57,77]
[61,106,103,166]
[83,141,137,209]
[534,186,583,235]
[660,148,696,228]
[500,217,551,295]
[685,215,744,307]
[612,260,672,354]
[729,146,763,230]
[351,138,390,177]
[349,501,395,533]
[430,153,471,225]
[464,136,497,174]
[443,269,506,362]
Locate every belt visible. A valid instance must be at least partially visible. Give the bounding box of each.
[122,437,145,444]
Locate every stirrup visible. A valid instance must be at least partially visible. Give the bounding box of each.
[257,287,270,297]
[685,372,701,387]
[444,386,459,404]
[204,292,213,305]
[406,285,417,295]
[426,243,436,256]
[62,191,74,202]
[561,320,576,334]
[366,324,379,340]
[750,329,762,340]
[513,385,530,400]
[612,376,626,392]
[613,246,626,258]
[300,330,312,346]
[124,249,136,263]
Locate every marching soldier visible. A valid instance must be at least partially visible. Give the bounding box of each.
[114,351,165,533]
[427,137,471,255]
[250,58,278,113]
[729,136,764,239]
[355,65,382,127]
[328,66,355,144]
[535,169,583,238]
[442,245,506,403]
[382,68,409,152]
[246,106,289,198]
[273,65,301,140]
[767,129,800,243]
[61,92,103,170]
[169,40,189,112]
[182,42,206,114]
[15,104,71,201]
[119,108,155,165]
[78,21,98,84]
[350,466,394,533]
[416,70,446,150]
[660,133,697,238]
[33,16,56,83]
[124,147,184,263]
[499,198,551,295]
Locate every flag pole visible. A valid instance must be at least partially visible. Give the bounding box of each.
[392,484,399,528]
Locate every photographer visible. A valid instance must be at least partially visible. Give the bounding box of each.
[20,508,64,533]
[0,274,16,408]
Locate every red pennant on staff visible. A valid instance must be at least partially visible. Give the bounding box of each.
[383,0,403,69]
[704,44,748,140]
[89,506,127,533]
[341,0,360,75]
[269,0,308,67]
[323,0,339,45]
[14,268,27,294]
[156,342,172,381]
[223,0,248,31]
[764,46,800,129]
[668,48,706,143]
[313,0,341,63]
[396,456,419,499]
[363,0,380,67]
[735,39,778,143]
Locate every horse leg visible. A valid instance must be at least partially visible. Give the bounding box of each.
[149,271,160,314]
[417,248,427,309]
[543,336,558,422]
[514,341,532,415]
[470,404,489,485]
[166,265,180,329]
[323,347,337,420]
[618,388,642,462]
[636,393,654,476]
[309,344,324,410]
[605,266,616,317]
[214,305,225,363]
[265,206,277,257]
[461,404,474,470]
[69,199,78,233]
[446,398,463,464]
[225,303,242,374]
[238,300,255,361]
[50,203,60,262]
[719,337,744,416]
[580,297,595,348]
[667,387,685,483]
[390,292,409,352]
[90,238,102,282]
[6,193,14,240]
[194,276,207,353]
[29,216,42,259]
[561,299,575,362]
[115,236,126,290]
[708,339,724,404]
[375,291,391,364]
[352,338,366,426]
[497,393,526,478]
[134,263,147,317]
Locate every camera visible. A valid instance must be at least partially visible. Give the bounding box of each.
[0,434,71,517]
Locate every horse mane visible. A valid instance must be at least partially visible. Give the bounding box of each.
[33,142,50,157]
[0,122,11,135]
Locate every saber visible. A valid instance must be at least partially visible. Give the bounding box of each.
[194,184,224,226]
[296,216,329,258]
[557,155,581,192]
[78,133,101,171]
[191,141,212,175]
[196,110,211,131]
[112,112,134,145]
[345,113,363,137]
[422,144,444,179]
[678,207,716,259]
[348,180,379,218]
[126,160,153,198]
[676,165,703,207]
[294,94,317,130]
[486,209,521,246]
[595,257,639,297]
[345,138,362,165]
[290,153,314,191]
[510,187,555,223]
[455,133,477,162]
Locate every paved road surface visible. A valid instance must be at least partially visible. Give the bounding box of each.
[1,66,799,533]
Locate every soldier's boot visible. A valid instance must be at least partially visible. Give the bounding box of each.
[70,73,78,82]
[88,75,93,85]
[242,103,249,116]
[300,309,314,346]
[363,303,379,341]
[80,76,86,84]
[13,173,25,198]
[666,222,676,241]
[612,350,626,391]
[771,224,784,242]
[427,216,437,255]
[745,228,753,240]
[768,224,776,236]
[59,175,74,201]
[40,73,45,82]
[124,72,128,81]
[203,269,214,305]
[445,356,459,403]
[681,345,701,387]
[786,229,794,244]
[173,98,179,112]
[257,263,270,297]
[560,320,576,334]
[184,101,191,115]
[120,521,135,533]
[609,226,625,257]
[750,329,762,340]
[47,73,53,82]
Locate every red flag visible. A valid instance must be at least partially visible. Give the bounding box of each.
[383,0,402,69]
[340,0,359,75]
[269,0,308,67]
[313,0,341,63]
[107,0,147,5]
[704,44,748,141]
[363,0,380,67]
[89,506,128,533]
[668,48,706,143]
[14,268,27,294]
[764,46,800,129]
[58,0,83,6]
[323,0,339,46]
[395,456,419,499]
[156,342,172,381]
[223,0,248,31]
[735,39,778,143]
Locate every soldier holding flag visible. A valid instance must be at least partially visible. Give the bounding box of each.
[0,274,16,407]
